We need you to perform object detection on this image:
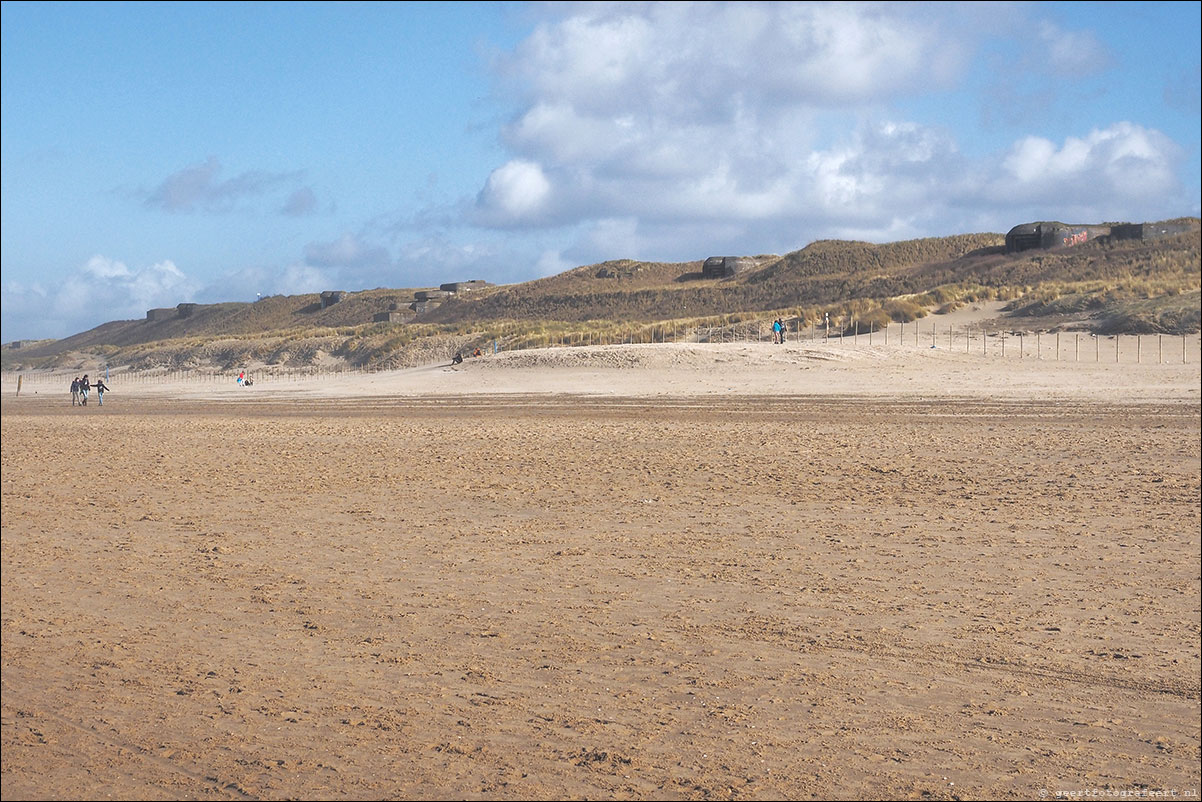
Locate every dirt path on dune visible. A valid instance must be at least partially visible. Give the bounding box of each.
[2,396,1199,800]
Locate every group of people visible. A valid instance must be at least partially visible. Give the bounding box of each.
[451,348,486,366]
[70,374,109,406]
[772,317,788,344]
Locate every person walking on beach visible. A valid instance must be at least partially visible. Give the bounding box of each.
[777,318,786,344]
[70,376,81,406]
[93,378,109,406]
[80,374,90,405]
[772,318,782,344]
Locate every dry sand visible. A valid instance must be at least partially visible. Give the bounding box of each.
[2,328,1200,800]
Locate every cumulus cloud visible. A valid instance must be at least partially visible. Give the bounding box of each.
[145,156,305,213]
[473,160,555,226]
[81,254,133,280]
[63,257,198,319]
[469,2,982,252]
[1,255,201,341]
[458,2,1195,264]
[983,122,1184,215]
[499,2,963,117]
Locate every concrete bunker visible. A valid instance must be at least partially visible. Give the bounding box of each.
[702,256,755,279]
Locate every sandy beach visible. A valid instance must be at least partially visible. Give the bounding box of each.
[2,333,1199,800]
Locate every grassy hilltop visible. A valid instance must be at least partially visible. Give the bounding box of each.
[4,220,1198,373]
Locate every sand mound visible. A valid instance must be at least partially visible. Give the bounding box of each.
[474,341,864,372]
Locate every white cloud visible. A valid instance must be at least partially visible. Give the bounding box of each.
[1,255,201,341]
[57,257,195,319]
[461,2,1195,264]
[82,255,133,280]
[470,2,977,253]
[473,160,553,225]
[987,122,1183,211]
[501,2,960,116]
[776,3,945,101]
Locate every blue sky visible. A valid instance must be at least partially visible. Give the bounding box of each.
[2,1,1199,342]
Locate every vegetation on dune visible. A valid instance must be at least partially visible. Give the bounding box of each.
[3,220,1198,373]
